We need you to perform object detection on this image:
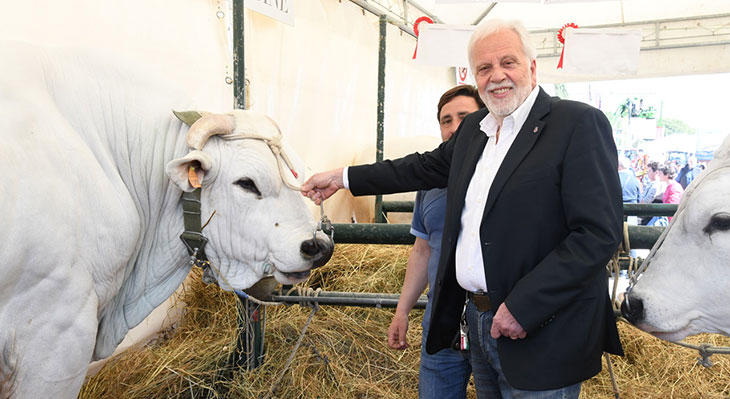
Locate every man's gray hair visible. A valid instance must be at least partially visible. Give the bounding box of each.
[467,19,536,73]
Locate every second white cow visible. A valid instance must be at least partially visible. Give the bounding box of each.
[622,133,730,341]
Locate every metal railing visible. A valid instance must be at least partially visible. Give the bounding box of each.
[381,201,678,217]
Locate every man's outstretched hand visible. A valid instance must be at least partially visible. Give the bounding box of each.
[301,168,345,205]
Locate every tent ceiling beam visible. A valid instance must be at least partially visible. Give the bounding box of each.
[472,3,497,26]
[531,13,730,59]
[348,0,416,38]
[407,0,444,24]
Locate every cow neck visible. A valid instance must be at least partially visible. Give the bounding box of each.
[179,188,211,271]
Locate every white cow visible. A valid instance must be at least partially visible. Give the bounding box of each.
[622,133,730,341]
[0,42,333,398]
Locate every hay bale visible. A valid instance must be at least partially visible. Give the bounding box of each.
[583,324,730,399]
[80,245,730,399]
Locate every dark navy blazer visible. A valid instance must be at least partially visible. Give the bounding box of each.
[349,88,624,390]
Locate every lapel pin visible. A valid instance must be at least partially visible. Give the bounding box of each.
[533,126,539,134]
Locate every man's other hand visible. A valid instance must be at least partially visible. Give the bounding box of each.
[490,303,527,340]
[387,313,409,350]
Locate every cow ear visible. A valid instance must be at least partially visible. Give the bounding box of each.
[166,150,213,192]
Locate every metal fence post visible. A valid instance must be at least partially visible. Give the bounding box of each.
[374,15,387,223]
[230,0,265,372]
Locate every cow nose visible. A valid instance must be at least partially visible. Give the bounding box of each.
[300,237,334,268]
[621,295,644,325]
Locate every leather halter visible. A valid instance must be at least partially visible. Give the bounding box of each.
[180,188,210,270]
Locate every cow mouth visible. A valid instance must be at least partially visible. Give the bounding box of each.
[650,329,691,342]
[640,323,693,342]
[280,270,311,280]
[266,256,312,282]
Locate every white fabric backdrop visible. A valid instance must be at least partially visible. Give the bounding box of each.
[243,0,454,175]
[0,0,233,112]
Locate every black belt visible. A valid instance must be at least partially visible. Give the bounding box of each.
[467,291,492,312]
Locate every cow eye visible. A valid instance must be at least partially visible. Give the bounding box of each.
[703,213,730,235]
[235,178,261,197]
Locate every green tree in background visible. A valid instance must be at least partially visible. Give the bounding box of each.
[660,118,696,136]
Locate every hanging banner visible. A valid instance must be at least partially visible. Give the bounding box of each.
[245,0,295,26]
[435,0,539,3]
[434,0,606,3]
[414,24,475,67]
[562,28,642,75]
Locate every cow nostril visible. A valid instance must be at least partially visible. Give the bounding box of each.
[300,239,320,257]
[300,238,334,268]
[621,295,644,325]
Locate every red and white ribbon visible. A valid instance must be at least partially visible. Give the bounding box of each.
[412,16,434,59]
[557,22,578,69]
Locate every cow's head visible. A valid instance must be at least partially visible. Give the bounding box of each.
[165,110,333,290]
[622,135,730,341]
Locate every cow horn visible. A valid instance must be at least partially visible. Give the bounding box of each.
[172,110,204,126]
[186,113,235,150]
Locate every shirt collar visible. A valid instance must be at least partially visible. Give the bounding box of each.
[480,85,541,138]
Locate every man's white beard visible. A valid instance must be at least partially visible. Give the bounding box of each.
[482,78,532,118]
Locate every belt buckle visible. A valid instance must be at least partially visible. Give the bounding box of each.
[470,291,491,312]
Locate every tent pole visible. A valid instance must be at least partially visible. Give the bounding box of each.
[230,0,266,374]
[233,0,246,110]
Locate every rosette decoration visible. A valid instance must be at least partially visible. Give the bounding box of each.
[412,16,434,59]
[557,22,579,69]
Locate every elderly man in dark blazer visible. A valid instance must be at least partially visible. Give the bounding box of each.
[302,18,623,398]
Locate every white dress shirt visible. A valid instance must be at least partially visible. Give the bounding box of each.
[456,86,540,292]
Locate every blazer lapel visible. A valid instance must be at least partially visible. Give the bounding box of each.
[482,89,552,219]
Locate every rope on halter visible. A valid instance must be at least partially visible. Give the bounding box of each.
[603,353,620,399]
[603,222,635,399]
[223,130,302,191]
[607,222,636,311]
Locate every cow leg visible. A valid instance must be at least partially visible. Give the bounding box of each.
[2,282,99,399]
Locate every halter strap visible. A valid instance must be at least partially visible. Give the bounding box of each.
[179,188,210,268]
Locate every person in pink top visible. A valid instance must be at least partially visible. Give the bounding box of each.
[658,164,684,222]
[658,164,683,205]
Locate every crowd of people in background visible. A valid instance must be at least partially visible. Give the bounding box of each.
[620,153,706,226]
